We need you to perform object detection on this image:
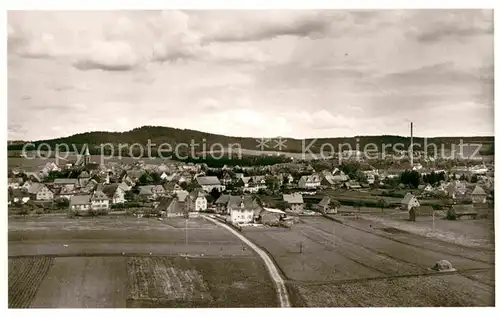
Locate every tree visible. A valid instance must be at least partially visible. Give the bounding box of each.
[400,170,421,188]
[19,204,29,219]
[139,173,154,185]
[210,187,221,202]
[55,197,70,209]
[377,198,388,213]
[353,201,365,219]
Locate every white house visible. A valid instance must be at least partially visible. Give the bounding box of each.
[91,190,110,210]
[70,195,92,211]
[283,193,304,213]
[298,174,321,189]
[401,193,420,211]
[244,176,267,193]
[27,183,54,201]
[101,184,126,204]
[471,185,487,204]
[227,196,261,224]
[187,190,208,212]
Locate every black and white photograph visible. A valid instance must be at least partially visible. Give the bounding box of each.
[5,5,496,309]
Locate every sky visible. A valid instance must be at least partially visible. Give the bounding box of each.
[7,9,494,141]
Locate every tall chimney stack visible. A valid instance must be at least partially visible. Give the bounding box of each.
[410,122,414,167]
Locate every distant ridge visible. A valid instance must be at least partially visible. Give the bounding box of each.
[7,125,494,154]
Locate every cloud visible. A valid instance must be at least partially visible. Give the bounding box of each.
[198,11,333,42]
[405,9,493,42]
[7,10,494,140]
[73,41,140,71]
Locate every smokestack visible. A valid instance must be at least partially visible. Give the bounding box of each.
[410,122,414,167]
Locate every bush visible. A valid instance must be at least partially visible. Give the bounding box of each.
[446,209,457,220]
[111,203,125,209]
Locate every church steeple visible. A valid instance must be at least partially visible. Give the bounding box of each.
[83,146,90,166]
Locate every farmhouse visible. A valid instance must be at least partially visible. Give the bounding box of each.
[245,176,267,193]
[471,185,487,204]
[101,184,126,204]
[27,183,54,201]
[91,190,110,210]
[227,196,261,224]
[187,190,208,212]
[138,185,166,200]
[157,196,187,218]
[163,182,183,195]
[221,171,233,185]
[257,207,287,225]
[448,205,477,219]
[401,193,420,211]
[70,195,92,211]
[314,196,340,214]
[298,174,321,189]
[196,176,225,192]
[215,194,231,214]
[283,193,304,213]
[320,172,335,187]
[409,205,434,218]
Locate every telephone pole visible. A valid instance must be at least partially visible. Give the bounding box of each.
[410,122,414,167]
[185,218,188,247]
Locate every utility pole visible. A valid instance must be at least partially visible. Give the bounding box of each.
[410,122,414,167]
[185,218,188,247]
[432,211,435,233]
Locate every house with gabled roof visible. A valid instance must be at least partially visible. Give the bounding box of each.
[215,194,231,214]
[27,183,54,201]
[91,190,109,210]
[187,189,208,212]
[70,195,92,211]
[227,195,261,224]
[283,193,304,213]
[298,174,321,189]
[401,193,420,211]
[314,196,340,214]
[471,185,487,204]
[53,178,79,190]
[138,185,166,201]
[101,184,125,204]
[163,181,183,195]
[196,176,225,192]
[157,196,187,218]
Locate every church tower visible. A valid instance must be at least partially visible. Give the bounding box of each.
[83,146,90,166]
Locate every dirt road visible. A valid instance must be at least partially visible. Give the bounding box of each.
[201,215,291,308]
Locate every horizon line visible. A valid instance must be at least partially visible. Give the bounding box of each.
[7,124,495,143]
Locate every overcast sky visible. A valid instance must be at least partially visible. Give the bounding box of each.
[8,10,493,141]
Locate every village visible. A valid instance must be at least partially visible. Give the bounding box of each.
[7,145,495,228]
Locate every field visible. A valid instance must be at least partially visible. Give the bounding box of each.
[8,216,251,257]
[8,256,54,308]
[8,216,277,308]
[348,212,495,249]
[243,216,495,306]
